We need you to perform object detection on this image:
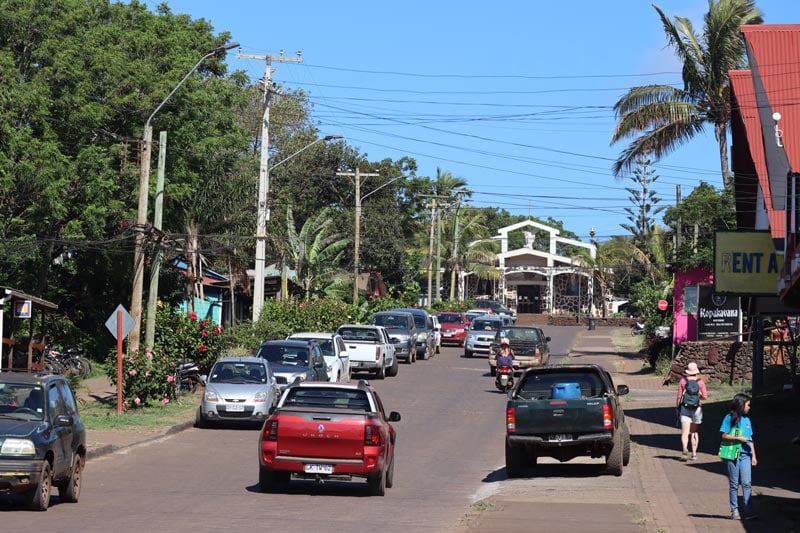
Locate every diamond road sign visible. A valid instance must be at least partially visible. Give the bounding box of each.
[105,304,135,340]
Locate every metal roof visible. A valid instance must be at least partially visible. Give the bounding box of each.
[0,287,58,311]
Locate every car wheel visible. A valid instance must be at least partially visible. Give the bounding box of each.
[411,347,417,363]
[505,440,525,479]
[368,468,386,496]
[622,423,631,467]
[26,461,52,511]
[464,349,472,358]
[385,453,395,488]
[195,407,207,428]
[374,361,386,380]
[606,430,624,476]
[57,454,83,503]
[259,467,290,492]
[386,356,399,377]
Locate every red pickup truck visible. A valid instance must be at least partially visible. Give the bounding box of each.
[258,379,400,496]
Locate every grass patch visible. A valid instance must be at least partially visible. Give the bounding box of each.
[471,500,494,511]
[611,328,644,355]
[79,396,197,432]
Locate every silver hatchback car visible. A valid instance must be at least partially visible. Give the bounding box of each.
[196,356,280,427]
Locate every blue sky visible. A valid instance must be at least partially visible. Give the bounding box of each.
[142,1,796,243]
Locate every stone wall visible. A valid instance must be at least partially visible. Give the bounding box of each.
[547,315,636,327]
[667,340,753,384]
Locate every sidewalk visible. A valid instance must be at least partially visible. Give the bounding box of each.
[461,327,800,533]
[77,376,197,460]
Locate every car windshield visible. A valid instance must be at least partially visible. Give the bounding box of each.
[373,315,406,329]
[438,314,463,324]
[293,338,333,357]
[471,319,500,331]
[502,328,541,342]
[210,362,268,383]
[0,383,45,420]
[256,345,309,366]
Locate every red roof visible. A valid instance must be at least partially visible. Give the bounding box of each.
[740,25,800,172]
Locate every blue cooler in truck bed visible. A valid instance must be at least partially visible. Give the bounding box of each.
[551,382,581,399]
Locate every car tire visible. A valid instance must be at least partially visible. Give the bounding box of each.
[259,467,290,492]
[195,407,207,428]
[368,468,386,496]
[57,454,83,503]
[505,440,525,478]
[386,355,399,377]
[385,453,395,489]
[464,349,472,358]
[622,423,631,467]
[606,429,624,476]
[374,361,386,380]
[26,461,52,511]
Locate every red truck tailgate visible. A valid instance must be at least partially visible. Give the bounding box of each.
[276,409,367,459]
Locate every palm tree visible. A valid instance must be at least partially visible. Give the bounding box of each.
[611,1,762,189]
[285,206,350,301]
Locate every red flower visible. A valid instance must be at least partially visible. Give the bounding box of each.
[213,326,221,336]
[201,330,208,338]
[189,312,197,321]
[198,344,207,353]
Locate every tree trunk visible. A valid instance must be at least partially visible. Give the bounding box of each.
[715,122,732,190]
[186,220,200,314]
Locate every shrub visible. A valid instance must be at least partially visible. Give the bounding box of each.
[105,347,177,408]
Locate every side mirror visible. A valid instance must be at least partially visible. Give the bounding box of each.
[545,337,551,342]
[616,384,630,396]
[199,374,207,385]
[314,360,324,369]
[388,411,401,422]
[54,414,73,427]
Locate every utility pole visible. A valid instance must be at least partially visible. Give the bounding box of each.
[427,198,437,307]
[239,50,303,322]
[449,191,467,301]
[337,168,380,304]
[144,131,167,350]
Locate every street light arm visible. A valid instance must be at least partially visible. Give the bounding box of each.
[361,175,406,202]
[145,42,240,132]
[270,134,343,170]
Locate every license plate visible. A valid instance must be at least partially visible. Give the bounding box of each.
[304,463,333,474]
[549,434,572,442]
[226,404,245,412]
[443,331,454,337]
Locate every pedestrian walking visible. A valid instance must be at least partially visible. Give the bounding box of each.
[720,393,758,520]
[676,361,708,461]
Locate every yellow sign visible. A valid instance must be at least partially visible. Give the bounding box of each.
[714,231,783,295]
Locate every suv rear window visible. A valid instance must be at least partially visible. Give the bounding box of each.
[518,372,604,400]
[284,387,371,411]
[373,314,407,329]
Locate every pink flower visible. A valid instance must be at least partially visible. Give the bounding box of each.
[166,375,174,383]
[213,326,221,336]
[145,372,151,378]
[189,312,197,321]
[146,351,153,360]
[134,397,141,405]
[162,398,170,405]
[201,330,208,338]
[129,369,137,376]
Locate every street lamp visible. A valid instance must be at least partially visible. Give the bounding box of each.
[252,134,343,322]
[129,42,239,353]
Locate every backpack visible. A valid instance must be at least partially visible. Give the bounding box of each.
[681,379,701,409]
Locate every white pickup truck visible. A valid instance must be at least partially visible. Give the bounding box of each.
[286,332,351,383]
[335,324,398,379]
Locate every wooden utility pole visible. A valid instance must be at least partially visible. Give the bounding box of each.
[239,50,302,322]
[337,168,379,304]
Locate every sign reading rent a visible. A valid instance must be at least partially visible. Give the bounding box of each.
[714,231,783,295]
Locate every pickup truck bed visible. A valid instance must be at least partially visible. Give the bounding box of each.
[505,364,630,477]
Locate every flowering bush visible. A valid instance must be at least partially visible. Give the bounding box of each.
[105,303,228,409]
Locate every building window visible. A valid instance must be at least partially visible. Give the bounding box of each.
[683,285,698,315]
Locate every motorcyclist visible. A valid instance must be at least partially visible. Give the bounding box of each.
[496,338,515,369]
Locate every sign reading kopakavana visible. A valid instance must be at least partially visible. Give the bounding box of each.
[714,231,783,295]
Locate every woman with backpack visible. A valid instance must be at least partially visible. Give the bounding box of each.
[720,393,757,520]
[676,361,708,461]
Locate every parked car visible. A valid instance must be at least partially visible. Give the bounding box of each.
[391,308,436,359]
[430,314,442,354]
[437,312,470,346]
[286,332,351,382]
[474,299,517,323]
[464,314,505,358]
[255,340,328,390]
[0,372,86,510]
[336,324,398,379]
[371,310,418,363]
[196,356,280,427]
[258,379,400,496]
[465,308,492,324]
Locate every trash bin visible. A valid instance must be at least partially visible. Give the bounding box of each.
[587,317,596,330]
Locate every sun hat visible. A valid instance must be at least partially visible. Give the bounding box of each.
[500,338,510,346]
[685,362,700,375]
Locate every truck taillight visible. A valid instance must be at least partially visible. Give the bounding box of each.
[264,419,279,441]
[506,407,516,433]
[364,424,382,446]
[375,346,381,360]
[602,404,613,429]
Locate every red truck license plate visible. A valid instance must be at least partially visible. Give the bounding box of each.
[304,464,333,474]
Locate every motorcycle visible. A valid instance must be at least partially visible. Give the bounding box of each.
[631,322,645,336]
[176,360,202,393]
[495,365,514,392]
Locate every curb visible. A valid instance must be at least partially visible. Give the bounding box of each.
[85,419,197,461]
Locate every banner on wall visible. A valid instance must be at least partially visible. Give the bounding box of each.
[714,231,783,295]
[697,284,741,340]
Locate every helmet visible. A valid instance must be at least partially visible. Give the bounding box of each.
[500,338,510,346]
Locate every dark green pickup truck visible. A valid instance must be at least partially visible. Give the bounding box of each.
[504,364,630,476]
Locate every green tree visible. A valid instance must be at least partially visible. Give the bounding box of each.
[610,1,762,188]
[621,158,666,247]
